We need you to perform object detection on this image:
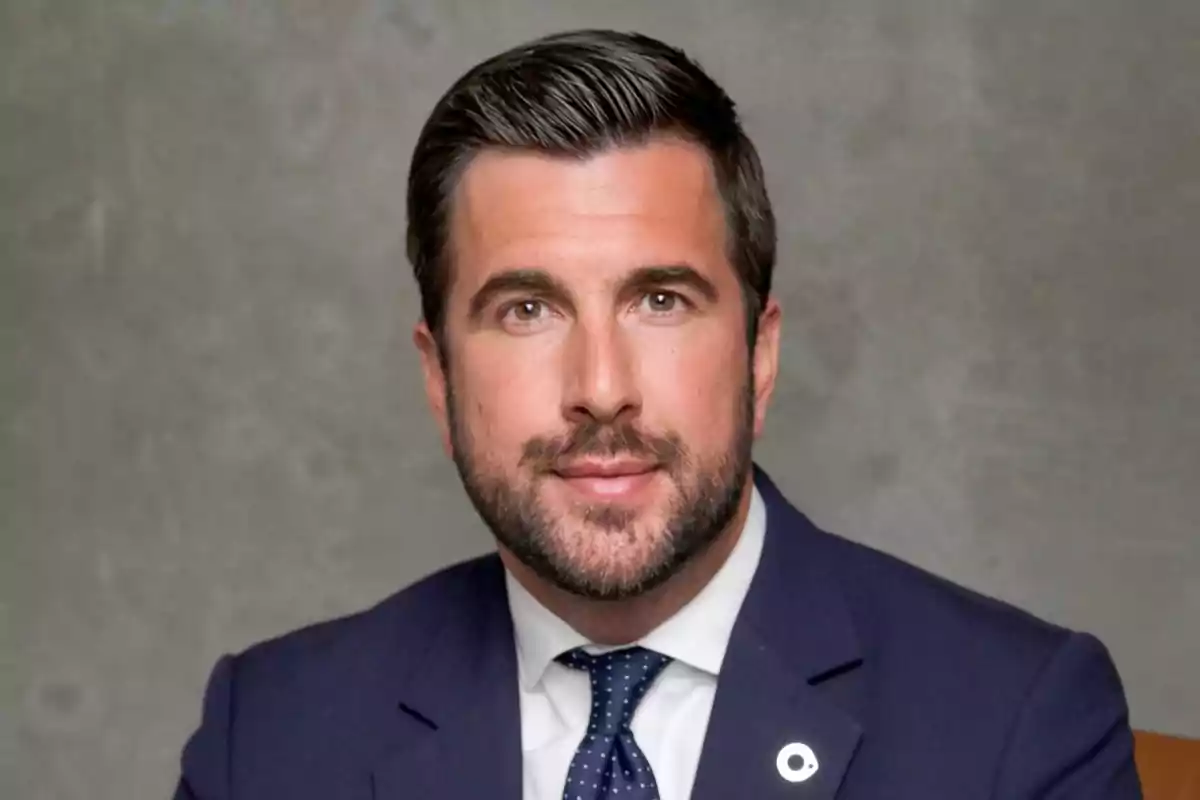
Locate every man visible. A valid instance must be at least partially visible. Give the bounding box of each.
[174,29,1141,800]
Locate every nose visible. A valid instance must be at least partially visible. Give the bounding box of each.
[561,317,641,425]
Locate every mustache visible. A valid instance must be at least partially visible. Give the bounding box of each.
[519,418,684,473]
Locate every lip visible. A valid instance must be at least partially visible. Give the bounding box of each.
[553,458,658,479]
[551,460,661,501]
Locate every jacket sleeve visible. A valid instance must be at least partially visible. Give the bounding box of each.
[992,632,1142,799]
[173,655,237,800]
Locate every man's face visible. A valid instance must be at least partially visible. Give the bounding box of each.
[416,138,780,599]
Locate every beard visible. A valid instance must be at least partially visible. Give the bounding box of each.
[446,377,756,600]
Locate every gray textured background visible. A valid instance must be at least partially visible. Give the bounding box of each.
[4,1,1199,797]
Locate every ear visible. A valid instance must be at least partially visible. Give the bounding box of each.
[413,321,453,458]
[751,296,782,439]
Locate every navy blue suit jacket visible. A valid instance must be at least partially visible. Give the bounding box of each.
[174,468,1142,799]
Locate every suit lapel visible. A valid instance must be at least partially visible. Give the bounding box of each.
[691,467,865,800]
[691,649,862,800]
[371,558,523,800]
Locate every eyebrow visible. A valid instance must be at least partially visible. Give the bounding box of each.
[465,263,721,324]
[466,269,571,322]
[625,265,720,304]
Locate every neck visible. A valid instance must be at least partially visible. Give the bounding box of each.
[501,475,755,645]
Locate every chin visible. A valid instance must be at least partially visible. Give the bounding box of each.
[555,557,678,601]
[541,524,675,596]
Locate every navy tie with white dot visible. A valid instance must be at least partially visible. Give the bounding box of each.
[555,646,672,800]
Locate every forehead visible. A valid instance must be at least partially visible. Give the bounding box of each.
[448,138,729,286]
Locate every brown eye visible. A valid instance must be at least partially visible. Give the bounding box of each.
[497,298,557,332]
[507,299,544,321]
[641,291,681,313]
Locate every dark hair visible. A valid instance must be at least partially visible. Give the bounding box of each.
[405,29,776,344]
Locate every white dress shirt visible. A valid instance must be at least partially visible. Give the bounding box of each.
[504,486,767,800]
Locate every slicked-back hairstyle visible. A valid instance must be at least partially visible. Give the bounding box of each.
[405,29,776,347]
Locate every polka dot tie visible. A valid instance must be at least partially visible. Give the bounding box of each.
[555,646,672,800]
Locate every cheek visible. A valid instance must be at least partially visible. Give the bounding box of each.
[637,333,745,444]
[455,343,563,455]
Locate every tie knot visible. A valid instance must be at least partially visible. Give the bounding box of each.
[556,646,672,735]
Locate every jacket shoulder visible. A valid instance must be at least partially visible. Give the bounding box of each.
[799,522,1137,796]
[233,551,501,684]
[818,527,1072,664]
[178,553,504,797]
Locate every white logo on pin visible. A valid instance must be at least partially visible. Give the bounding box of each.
[776,742,819,783]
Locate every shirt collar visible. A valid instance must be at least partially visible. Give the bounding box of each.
[505,485,767,689]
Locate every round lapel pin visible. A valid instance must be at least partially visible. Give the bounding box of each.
[776,742,819,783]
